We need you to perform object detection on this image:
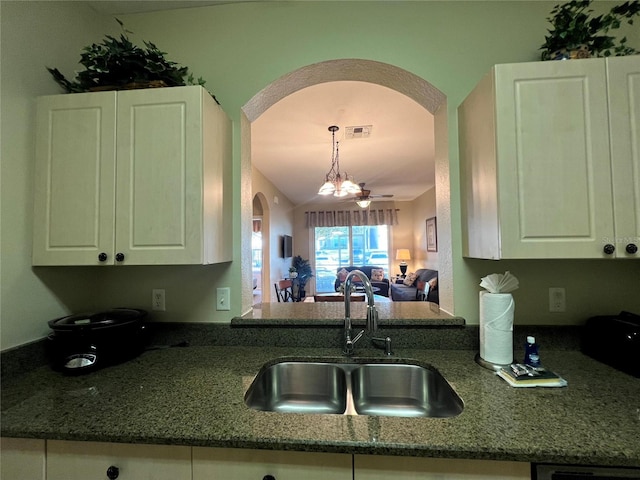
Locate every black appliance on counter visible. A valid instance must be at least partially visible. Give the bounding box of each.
[582,310,640,378]
[46,308,148,374]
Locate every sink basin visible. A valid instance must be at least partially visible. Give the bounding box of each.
[244,361,347,414]
[244,359,463,418]
[351,363,463,418]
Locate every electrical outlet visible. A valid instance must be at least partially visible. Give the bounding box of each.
[548,287,566,312]
[152,289,166,311]
[217,287,231,311]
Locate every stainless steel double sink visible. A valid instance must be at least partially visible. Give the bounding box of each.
[244,359,463,418]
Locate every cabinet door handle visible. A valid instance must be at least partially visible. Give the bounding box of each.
[98,252,108,262]
[106,465,119,479]
[115,253,125,262]
[263,475,276,480]
[603,244,615,255]
[626,243,638,254]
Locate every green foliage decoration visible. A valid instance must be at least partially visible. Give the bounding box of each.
[540,0,640,60]
[47,18,217,102]
[291,255,314,288]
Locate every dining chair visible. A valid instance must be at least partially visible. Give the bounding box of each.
[275,280,294,302]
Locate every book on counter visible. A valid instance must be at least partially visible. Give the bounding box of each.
[497,363,568,388]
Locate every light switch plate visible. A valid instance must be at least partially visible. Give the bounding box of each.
[217,287,230,311]
[549,287,566,312]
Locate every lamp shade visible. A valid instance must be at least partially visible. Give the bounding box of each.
[396,249,411,261]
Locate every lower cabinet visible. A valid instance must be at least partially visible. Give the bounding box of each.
[354,454,530,480]
[0,439,532,480]
[192,447,353,480]
[46,440,192,480]
[0,438,45,480]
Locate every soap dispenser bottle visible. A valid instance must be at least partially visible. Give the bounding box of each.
[524,336,541,367]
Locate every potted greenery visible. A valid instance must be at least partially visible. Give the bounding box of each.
[540,0,640,60]
[46,18,216,101]
[291,255,313,298]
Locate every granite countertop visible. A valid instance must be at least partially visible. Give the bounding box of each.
[237,301,464,325]
[2,344,639,467]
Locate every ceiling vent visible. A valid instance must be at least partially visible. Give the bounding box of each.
[345,125,372,139]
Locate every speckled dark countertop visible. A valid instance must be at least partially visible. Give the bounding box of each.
[2,341,639,466]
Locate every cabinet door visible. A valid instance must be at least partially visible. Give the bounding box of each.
[115,86,207,265]
[0,438,45,480]
[33,92,117,265]
[607,55,640,258]
[46,440,191,480]
[495,59,614,258]
[193,447,352,480]
[354,455,530,480]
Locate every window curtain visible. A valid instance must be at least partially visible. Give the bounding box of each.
[305,209,399,228]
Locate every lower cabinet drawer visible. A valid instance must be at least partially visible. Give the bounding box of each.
[354,455,531,480]
[46,440,192,480]
[1,437,46,480]
[192,447,353,480]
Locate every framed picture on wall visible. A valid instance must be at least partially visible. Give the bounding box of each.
[426,217,437,252]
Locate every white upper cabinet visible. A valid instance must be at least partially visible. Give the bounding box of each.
[33,86,231,266]
[607,56,640,259]
[459,56,639,259]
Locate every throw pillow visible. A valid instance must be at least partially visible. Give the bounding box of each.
[403,272,418,286]
[337,268,349,282]
[370,268,384,281]
[416,280,429,300]
[429,278,438,289]
[351,275,362,282]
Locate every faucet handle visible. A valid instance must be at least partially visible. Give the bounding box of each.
[344,329,365,356]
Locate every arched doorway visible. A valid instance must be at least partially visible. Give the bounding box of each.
[252,192,270,305]
[241,59,453,315]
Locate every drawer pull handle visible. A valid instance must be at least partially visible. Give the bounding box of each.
[107,465,119,479]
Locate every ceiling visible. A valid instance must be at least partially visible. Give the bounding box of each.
[252,81,435,207]
[84,1,436,208]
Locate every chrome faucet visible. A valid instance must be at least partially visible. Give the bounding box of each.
[343,269,379,356]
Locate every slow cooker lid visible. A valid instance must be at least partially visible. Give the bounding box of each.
[48,308,147,330]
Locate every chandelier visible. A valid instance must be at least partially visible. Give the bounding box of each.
[318,125,361,197]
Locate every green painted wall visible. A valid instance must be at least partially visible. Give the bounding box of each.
[2,1,638,349]
[120,1,639,324]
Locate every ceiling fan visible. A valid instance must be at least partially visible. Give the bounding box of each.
[351,182,394,208]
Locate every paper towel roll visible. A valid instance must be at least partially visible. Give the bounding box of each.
[479,291,514,365]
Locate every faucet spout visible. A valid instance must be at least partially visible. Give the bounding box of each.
[343,269,379,356]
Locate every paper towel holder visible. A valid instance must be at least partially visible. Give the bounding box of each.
[475,353,514,371]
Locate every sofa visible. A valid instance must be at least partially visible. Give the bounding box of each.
[389,268,439,304]
[334,266,390,297]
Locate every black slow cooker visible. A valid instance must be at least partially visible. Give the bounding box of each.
[46,308,148,374]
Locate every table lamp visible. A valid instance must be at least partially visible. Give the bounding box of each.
[396,249,411,276]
